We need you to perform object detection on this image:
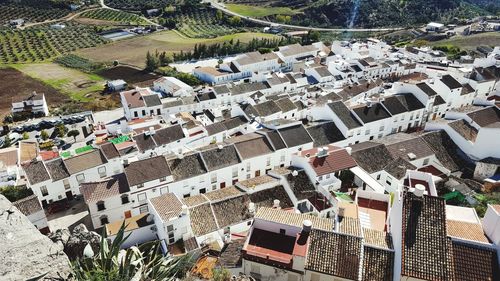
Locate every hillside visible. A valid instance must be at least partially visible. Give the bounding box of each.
[224,0,499,28]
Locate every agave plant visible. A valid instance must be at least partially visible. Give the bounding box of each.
[72,223,189,281]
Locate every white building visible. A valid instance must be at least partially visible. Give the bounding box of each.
[153,77,193,97]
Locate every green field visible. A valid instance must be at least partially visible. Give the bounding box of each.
[76,30,279,66]
[12,63,105,102]
[225,4,297,18]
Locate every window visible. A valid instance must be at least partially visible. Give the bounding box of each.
[318,176,323,181]
[76,173,85,184]
[211,173,217,183]
[365,129,370,135]
[386,178,392,185]
[232,167,238,178]
[121,195,129,204]
[357,129,361,135]
[280,153,286,163]
[98,166,106,178]
[246,162,251,172]
[183,193,190,198]
[391,128,397,134]
[423,158,430,166]
[379,125,384,132]
[377,174,381,180]
[246,174,251,179]
[134,111,138,118]
[199,188,206,194]
[139,205,148,214]
[160,187,168,194]
[137,192,147,202]
[409,113,414,120]
[100,215,109,225]
[97,201,105,211]
[40,186,48,196]
[266,157,271,166]
[166,225,174,232]
[142,109,146,116]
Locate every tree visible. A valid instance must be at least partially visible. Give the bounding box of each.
[56,124,67,138]
[22,132,29,140]
[228,16,241,26]
[213,267,231,281]
[40,130,49,141]
[3,135,11,148]
[145,51,159,71]
[72,223,191,280]
[215,9,223,22]
[67,130,80,142]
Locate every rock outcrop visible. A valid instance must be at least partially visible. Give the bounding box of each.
[0,195,72,280]
[49,223,101,260]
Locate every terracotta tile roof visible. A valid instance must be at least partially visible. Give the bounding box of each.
[152,125,185,146]
[492,204,500,214]
[203,186,243,202]
[237,175,278,189]
[309,148,357,176]
[13,195,42,216]
[99,142,120,160]
[44,158,70,182]
[466,106,500,127]
[23,161,50,185]
[19,141,38,163]
[254,207,333,231]
[277,124,313,148]
[124,156,171,186]
[338,216,362,237]
[249,185,294,209]
[189,203,218,236]
[401,193,452,281]
[121,88,146,109]
[305,229,362,280]
[0,147,18,168]
[285,170,316,201]
[182,194,208,207]
[449,119,478,142]
[167,153,207,181]
[230,134,274,160]
[363,228,393,249]
[219,239,245,268]
[63,150,107,175]
[350,142,394,174]
[200,144,241,171]
[446,220,489,243]
[80,173,130,203]
[211,195,251,228]
[150,193,184,222]
[362,246,395,281]
[133,133,156,152]
[451,240,499,281]
[105,213,153,236]
[306,121,346,146]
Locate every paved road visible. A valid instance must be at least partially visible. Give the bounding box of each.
[205,0,403,32]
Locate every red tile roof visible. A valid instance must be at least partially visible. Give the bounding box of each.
[309,148,357,176]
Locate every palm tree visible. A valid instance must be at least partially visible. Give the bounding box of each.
[72,223,190,280]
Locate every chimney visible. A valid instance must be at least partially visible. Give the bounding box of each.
[292,170,298,177]
[338,206,345,217]
[273,199,281,209]
[217,144,224,150]
[248,202,256,215]
[149,126,155,135]
[345,147,352,155]
[181,205,188,216]
[123,159,129,166]
[414,184,425,197]
[302,220,312,233]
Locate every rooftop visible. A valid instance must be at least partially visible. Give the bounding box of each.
[125,156,171,186]
[150,193,184,222]
[254,207,333,231]
[80,173,130,204]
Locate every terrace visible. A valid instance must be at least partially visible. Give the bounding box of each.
[243,228,308,268]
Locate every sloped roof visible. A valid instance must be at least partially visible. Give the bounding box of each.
[255,207,333,231]
[152,125,185,146]
[451,240,499,281]
[286,170,316,201]
[80,173,130,203]
[441,74,462,90]
[63,150,107,175]
[211,195,251,228]
[167,153,207,181]
[352,103,391,124]
[362,246,395,281]
[466,106,500,127]
[13,195,42,216]
[306,122,346,146]
[350,142,394,174]
[99,142,120,160]
[416,82,438,97]
[327,101,362,129]
[150,193,183,222]
[45,158,70,182]
[23,161,50,185]
[277,124,313,148]
[189,203,218,236]
[230,134,274,159]
[124,156,171,186]
[309,148,357,176]
[275,98,297,112]
[305,229,362,280]
[200,144,241,171]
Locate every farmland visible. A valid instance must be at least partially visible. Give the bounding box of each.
[79,8,149,25]
[168,7,244,38]
[54,54,105,73]
[104,0,172,11]
[0,0,70,24]
[429,32,500,50]
[12,63,120,113]
[0,22,108,64]
[224,4,298,18]
[0,67,67,121]
[76,30,278,67]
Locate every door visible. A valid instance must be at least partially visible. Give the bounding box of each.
[255,170,260,177]
[432,113,437,120]
[124,210,132,219]
[41,199,48,209]
[220,182,226,189]
[65,191,74,201]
